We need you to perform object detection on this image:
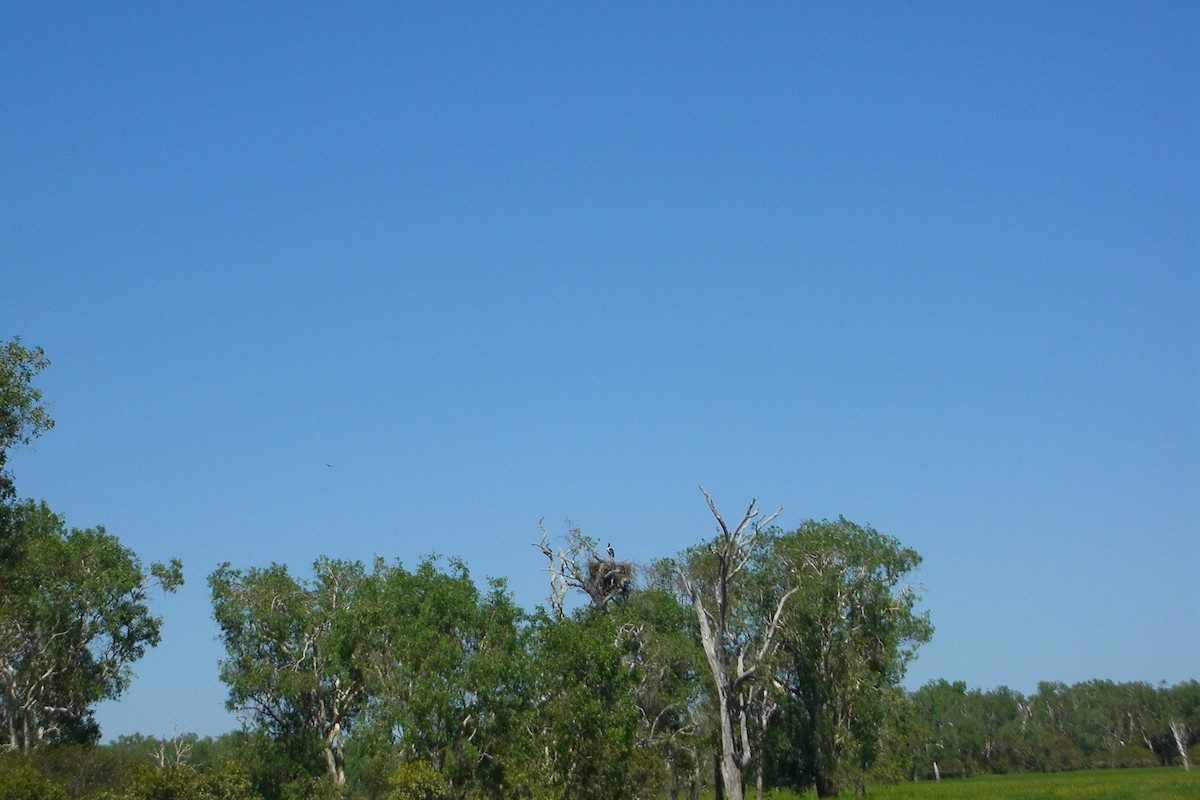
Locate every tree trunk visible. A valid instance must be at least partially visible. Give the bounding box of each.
[323,725,347,788]
[717,687,744,800]
[752,686,773,800]
[814,773,835,798]
[682,492,789,800]
[1170,719,1191,770]
[807,738,838,798]
[815,774,838,798]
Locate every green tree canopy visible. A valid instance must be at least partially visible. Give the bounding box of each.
[1,338,54,567]
[209,558,367,792]
[0,501,183,752]
[767,518,932,797]
[353,557,527,798]
[0,338,53,506]
[0,339,184,754]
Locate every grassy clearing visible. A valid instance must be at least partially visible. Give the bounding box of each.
[870,768,1200,799]
[714,768,1200,800]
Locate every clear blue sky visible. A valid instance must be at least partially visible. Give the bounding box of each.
[3,2,1197,741]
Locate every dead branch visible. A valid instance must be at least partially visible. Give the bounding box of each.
[534,519,633,617]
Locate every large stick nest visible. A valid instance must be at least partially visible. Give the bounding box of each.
[582,557,635,610]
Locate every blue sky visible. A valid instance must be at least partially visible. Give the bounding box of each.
[3,2,1197,740]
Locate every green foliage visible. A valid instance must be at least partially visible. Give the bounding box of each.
[106,734,170,770]
[867,768,1200,800]
[9,745,135,798]
[209,559,365,788]
[356,559,502,776]
[623,748,670,800]
[611,588,707,791]
[0,762,68,800]
[224,726,332,800]
[0,500,183,751]
[0,739,260,800]
[0,340,182,754]
[0,337,53,506]
[348,557,529,798]
[1088,744,1161,770]
[384,760,449,800]
[210,556,536,799]
[1044,735,1085,773]
[518,610,639,800]
[339,732,396,800]
[906,679,1200,779]
[103,731,246,776]
[767,518,932,796]
[119,766,259,800]
[908,680,986,777]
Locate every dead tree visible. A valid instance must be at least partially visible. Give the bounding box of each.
[534,520,634,618]
[153,722,195,769]
[677,488,796,800]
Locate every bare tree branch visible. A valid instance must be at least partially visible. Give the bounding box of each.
[533,519,633,617]
[681,488,794,800]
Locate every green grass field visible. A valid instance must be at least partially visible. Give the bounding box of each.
[732,768,1200,800]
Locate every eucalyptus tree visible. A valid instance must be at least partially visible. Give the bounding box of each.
[675,490,796,800]
[0,342,182,752]
[1166,680,1199,770]
[611,587,708,799]
[520,609,639,800]
[352,557,527,798]
[768,518,932,796]
[533,521,634,618]
[1033,679,1168,763]
[531,520,701,799]
[0,337,52,509]
[209,557,367,790]
[0,500,183,751]
[768,520,936,796]
[0,337,53,573]
[908,680,978,777]
[972,686,1039,774]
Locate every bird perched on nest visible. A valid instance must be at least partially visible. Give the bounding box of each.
[606,543,615,560]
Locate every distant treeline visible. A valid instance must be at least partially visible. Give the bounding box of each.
[902,678,1199,778]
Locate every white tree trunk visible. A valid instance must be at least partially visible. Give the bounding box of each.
[718,683,747,800]
[1170,719,1191,770]
[680,490,792,800]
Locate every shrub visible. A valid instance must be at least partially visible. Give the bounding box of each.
[625,749,670,800]
[1088,745,1160,770]
[1045,736,1085,772]
[26,744,133,798]
[120,766,259,800]
[0,763,68,800]
[385,760,450,800]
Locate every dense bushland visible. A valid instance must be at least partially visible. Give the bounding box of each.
[1,679,1195,800]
